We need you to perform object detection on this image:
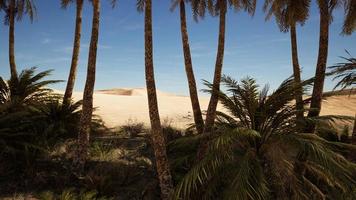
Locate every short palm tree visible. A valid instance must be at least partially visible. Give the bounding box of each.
[198,0,257,134]
[0,67,60,160]
[61,0,85,106]
[137,0,174,199]
[171,0,205,134]
[328,52,356,137]
[171,76,356,199]
[0,67,60,111]
[2,0,36,80]
[264,0,311,127]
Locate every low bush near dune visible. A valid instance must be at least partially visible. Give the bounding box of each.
[119,119,146,137]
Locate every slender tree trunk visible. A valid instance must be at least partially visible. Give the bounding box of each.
[73,0,100,173]
[144,0,173,199]
[352,113,356,145]
[179,1,204,134]
[203,1,227,134]
[63,0,84,106]
[9,0,17,79]
[196,1,227,161]
[307,0,329,120]
[290,23,304,128]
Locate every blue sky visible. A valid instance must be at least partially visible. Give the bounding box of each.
[0,0,355,96]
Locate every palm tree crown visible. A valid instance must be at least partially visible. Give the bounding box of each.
[2,0,36,24]
[190,0,256,19]
[264,0,311,32]
[342,0,356,35]
[0,67,60,110]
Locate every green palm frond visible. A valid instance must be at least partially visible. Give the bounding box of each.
[0,67,62,110]
[173,75,356,199]
[328,51,356,90]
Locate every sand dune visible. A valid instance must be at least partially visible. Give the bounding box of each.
[70,88,212,128]
[68,88,356,130]
[96,88,176,97]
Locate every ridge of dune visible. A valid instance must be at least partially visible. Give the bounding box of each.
[96,88,178,97]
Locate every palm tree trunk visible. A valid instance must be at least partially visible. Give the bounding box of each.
[308,0,329,120]
[9,0,17,79]
[73,0,100,173]
[352,113,356,145]
[63,0,84,106]
[144,0,173,199]
[203,1,227,134]
[196,1,227,161]
[179,1,204,134]
[290,23,304,128]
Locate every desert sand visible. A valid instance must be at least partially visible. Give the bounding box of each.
[68,88,356,130]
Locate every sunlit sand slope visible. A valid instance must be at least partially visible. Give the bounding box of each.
[68,89,355,130]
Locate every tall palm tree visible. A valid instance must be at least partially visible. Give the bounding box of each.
[3,0,36,80]
[342,0,356,35]
[307,0,343,120]
[72,0,101,173]
[264,0,311,128]
[61,0,84,106]
[201,0,256,134]
[193,0,256,160]
[171,0,204,134]
[137,0,174,199]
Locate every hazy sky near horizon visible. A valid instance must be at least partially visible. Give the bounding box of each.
[0,0,355,96]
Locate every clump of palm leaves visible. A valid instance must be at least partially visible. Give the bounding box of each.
[89,140,115,161]
[170,75,356,199]
[0,67,61,112]
[0,67,60,159]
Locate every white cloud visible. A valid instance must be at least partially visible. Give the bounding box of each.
[41,38,51,44]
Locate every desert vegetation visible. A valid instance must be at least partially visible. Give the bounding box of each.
[0,0,355,199]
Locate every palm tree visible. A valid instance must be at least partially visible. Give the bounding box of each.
[171,76,356,199]
[137,0,174,199]
[264,0,311,128]
[0,67,60,111]
[307,0,344,121]
[192,0,255,160]
[61,0,84,106]
[201,0,256,134]
[3,0,36,80]
[342,0,356,35]
[171,0,204,134]
[72,0,101,173]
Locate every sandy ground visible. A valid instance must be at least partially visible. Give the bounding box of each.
[67,88,356,130]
